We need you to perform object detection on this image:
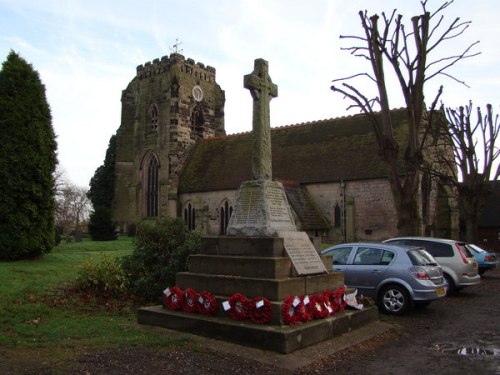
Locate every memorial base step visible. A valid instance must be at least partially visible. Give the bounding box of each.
[137,305,379,354]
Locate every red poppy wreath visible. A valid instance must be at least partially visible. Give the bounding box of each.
[281,295,300,325]
[197,291,218,316]
[227,293,249,320]
[182,288,199,313]
[162,286,183,311]
[249,296,272,324]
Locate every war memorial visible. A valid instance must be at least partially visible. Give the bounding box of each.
[137,59,377,354]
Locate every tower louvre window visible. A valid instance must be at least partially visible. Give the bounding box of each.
[149,103,159,131]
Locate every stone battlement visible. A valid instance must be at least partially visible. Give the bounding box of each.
[136,53,216,81]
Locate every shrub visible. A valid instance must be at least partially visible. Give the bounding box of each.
[75,254,126,298]
[121,217,200,302]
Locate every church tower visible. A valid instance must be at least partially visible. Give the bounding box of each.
[112,53,225,233]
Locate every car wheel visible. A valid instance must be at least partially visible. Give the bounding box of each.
[443,274,455,295]
[478,269,485,276]
[379,285,409,315]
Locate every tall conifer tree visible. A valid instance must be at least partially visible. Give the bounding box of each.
[87,134,117,240]
[0,51,57,260]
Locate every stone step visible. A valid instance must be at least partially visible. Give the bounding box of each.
[137,305,379,354]
[176,271,343,301]
[188,254,332,279]
[188,254,292,278]
[201,236,286,257]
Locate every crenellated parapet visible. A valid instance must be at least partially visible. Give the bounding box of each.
[136,53,216,82]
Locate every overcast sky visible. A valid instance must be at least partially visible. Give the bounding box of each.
[1,0,499,187]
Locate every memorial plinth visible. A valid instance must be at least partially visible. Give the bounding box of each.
[137,235,378,353]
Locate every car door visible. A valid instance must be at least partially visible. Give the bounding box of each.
[323,246,354,273]
[344,246,394,293]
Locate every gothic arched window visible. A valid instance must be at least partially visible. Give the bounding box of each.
[334,203,341,228]
[149,103,159,132]
[184,202,196,230]
[146,156,159,217]
[219,200,233,235]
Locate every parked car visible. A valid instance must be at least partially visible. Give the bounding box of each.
[466,244,498,275]
[321,242,447,315]
[383,237,480,294]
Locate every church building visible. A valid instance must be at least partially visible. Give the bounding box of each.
[112,53,459,243]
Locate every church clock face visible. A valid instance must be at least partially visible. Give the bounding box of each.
[192,85,204,102]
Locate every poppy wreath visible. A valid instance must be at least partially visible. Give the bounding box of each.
[323,290,337,316]
[298,295,313,322]
[334,287,347,312]
[249,296,272,324]
[228,293,249,320]
[182,288,199,313]
[197,291,218,316]
[309,294,329,319]
[162,286,184,311]
[281,296,300,325]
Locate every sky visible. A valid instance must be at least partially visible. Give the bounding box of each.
[1,0,499,187]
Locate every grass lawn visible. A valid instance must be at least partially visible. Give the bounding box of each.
[0,236,182,359]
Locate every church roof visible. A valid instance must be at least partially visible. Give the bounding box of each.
[178,108,409,193]
[283,183,330,230]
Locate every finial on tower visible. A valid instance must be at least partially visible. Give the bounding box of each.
[170,38,183,54]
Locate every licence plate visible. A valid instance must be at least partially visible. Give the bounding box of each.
[437,287,446,296]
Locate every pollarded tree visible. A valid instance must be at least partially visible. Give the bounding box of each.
[0,51,57,260]
[331,1,479,235]
[87,134,117,240]
[429,102,499,243]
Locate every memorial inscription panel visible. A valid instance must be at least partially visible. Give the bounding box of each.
[278,231,327,275]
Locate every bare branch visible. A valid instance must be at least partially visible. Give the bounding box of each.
[331,72,377,84]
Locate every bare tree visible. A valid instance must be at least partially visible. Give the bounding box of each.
[429,102,500,243]
[55,180,91,238]
[331,0,479,235]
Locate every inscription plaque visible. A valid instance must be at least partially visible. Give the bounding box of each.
[278,231,327,275]
[226,180,296,237]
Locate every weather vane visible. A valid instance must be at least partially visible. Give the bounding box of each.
[170,38,183,54]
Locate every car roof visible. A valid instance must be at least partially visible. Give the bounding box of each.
[322,242,420,253]
[384,236,465,245]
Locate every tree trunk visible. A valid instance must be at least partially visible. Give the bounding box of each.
[464,214,479,244]
[386,163,422,236]
[461,192,483,244]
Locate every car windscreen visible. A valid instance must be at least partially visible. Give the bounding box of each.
[459,243,474,258]
[407,248,439,266]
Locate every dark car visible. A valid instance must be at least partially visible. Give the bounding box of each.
[321,242,447,315]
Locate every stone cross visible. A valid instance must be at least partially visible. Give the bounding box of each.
[244,58,278,181]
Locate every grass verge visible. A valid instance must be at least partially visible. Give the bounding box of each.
[0,236,185,366]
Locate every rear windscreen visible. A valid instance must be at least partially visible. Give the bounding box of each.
[408,249,439,266]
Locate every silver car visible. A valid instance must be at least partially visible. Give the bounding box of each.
[321,243,447,315]
[383,237,481,294]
